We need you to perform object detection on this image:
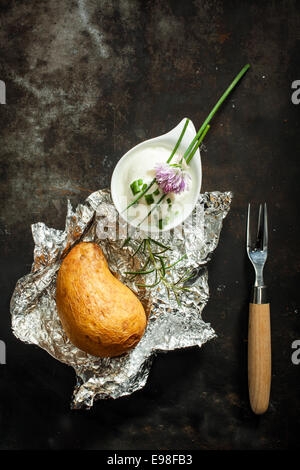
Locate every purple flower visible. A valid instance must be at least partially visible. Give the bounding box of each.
[155,162,191,194]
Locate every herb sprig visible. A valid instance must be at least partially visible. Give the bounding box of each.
[125,238,194,305]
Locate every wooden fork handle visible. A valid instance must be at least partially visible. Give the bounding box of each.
[248,303,271,414]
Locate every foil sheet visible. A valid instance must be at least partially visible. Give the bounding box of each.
[10,189,232,409]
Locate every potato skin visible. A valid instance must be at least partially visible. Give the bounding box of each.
[56,242,147,357]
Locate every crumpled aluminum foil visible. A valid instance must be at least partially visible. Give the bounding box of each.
[10,189,232,409]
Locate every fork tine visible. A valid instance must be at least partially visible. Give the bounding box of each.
[247,203,251,252]
[256,203,263,250]
[263,203,268,251]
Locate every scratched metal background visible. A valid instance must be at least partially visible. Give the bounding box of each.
[0,0,299,450]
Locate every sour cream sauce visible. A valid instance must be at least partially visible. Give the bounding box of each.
[117,144,198,231]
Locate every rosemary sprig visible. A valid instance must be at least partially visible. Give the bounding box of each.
[125,238,193,304]
[148,237,170,249]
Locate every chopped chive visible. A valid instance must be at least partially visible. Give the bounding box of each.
[130,180,142,195]
[138,193,166,227]
[142,183,147,191]
[167,198,171,204]
[124,179,156,212]
[145,194,154,205]
[138,179,143,186]
[153,189,160,196]
[158,219,163,230]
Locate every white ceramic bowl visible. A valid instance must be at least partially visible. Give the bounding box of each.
[111,118,202,232]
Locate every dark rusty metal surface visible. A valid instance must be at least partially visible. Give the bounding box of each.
[0,0,300,450]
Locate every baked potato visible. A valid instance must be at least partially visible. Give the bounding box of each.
[56,242,147,357]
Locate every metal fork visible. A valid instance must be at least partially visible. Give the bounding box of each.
[247,203,271,415]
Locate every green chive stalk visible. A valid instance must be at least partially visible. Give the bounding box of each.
[186,124,210,164]
[166,117,190,163]
[125,64,250,227]
[182,63,250,162]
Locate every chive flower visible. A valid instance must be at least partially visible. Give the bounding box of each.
[155,160,191,194]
